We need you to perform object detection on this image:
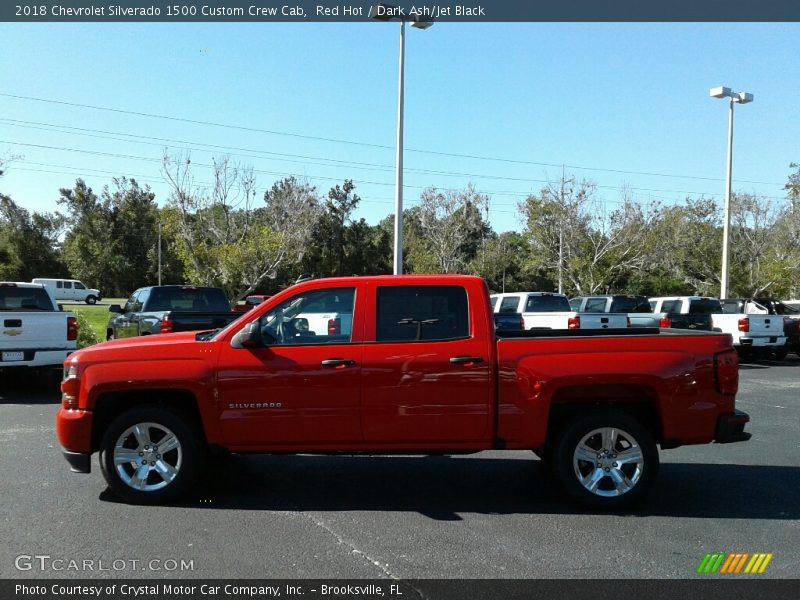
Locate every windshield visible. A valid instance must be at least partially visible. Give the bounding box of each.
[610,297,652,313]
[146,287,231,312]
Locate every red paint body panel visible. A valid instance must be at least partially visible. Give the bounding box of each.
[55,275,742,458]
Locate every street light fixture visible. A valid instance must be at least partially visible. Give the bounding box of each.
[370,3,433,275]
[710,85,753,299]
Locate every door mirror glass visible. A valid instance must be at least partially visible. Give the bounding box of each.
[231,322,264,349]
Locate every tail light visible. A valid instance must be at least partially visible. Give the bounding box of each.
[738,318,749,332]
[714,349,739,395]
[161,314,174,334]
[567,316,580,330]
[67,316,78,341]
[328,318,340,336]
[659,316,671,328]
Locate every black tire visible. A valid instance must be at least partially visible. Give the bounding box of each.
[106,330,114,341]
[85,295,97,305]
[736,347,754,363]
[552,410,659,510]
[771,347,789,361]
[99,406,204,504]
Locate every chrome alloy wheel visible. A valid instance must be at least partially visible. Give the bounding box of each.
[113,422,183,492]
[572,427,644,498]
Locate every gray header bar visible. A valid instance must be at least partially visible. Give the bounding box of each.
[4,1,800,22]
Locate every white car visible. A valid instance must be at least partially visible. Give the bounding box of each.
[32,278,102,304]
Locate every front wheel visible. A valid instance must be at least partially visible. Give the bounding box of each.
[552,411,659,510]
[99,406,204,504]
[85,295,98,305]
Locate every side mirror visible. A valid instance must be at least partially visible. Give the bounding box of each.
[58,304,64,312]
[109,304,122,313]
[231,322,263,349]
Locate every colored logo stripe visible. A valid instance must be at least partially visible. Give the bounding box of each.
[697,552,773,574]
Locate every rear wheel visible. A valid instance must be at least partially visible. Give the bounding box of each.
[552,410,658,510]
[771,347,788,361]
[99,406,203,504]
[736,347,754,363]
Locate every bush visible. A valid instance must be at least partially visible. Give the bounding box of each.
[75,312,100,348]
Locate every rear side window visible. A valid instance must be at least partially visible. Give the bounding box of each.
[0,287,54,311]
[721,300,743,314]
[376,286,469,342]
[498,296,520,314]
[689,299,722,314]
[584,298,607,312]
[63,281,72,289]
[525,294,570,312]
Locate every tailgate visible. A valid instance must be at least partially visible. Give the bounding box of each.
[745,315,781,337]
[522,312,570,329]
[580,313,628,329]
[670,314,713,331]
[169,312,240,332]
[1,312,70,348]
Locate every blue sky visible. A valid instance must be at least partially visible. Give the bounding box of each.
[1,22,798,232]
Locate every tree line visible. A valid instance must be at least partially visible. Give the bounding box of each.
[1,154,799,301]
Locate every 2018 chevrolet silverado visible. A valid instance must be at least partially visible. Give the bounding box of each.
[57,275,749,510]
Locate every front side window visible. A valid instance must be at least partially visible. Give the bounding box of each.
[376,286,469,342]
[74,282,86,290]
[259,287,355,345]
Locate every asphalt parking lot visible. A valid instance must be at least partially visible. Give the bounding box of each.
[1,357,798,580]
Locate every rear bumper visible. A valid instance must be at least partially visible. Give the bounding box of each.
[737,336,786,348]
[61,449,91,473]
[715,410,751,444]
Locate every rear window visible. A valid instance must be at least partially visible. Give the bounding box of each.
[688,299,722,314]
[610,296,652,313]
[146,287,230,312]
[525,295,570,312]
[376,286,469,342]
[0,287,54,311]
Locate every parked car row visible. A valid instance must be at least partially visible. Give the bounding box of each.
[492,290,800,361]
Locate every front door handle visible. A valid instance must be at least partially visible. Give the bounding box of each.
[449,356,484,365]
[321,358,357,368]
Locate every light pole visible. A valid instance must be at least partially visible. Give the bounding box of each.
[370,3,433,275]
[710,86,753,299]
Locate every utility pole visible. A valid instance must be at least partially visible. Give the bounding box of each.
[157,222,162,286]
[558,165,565,295]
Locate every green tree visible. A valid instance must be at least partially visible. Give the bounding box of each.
[0,194,66,281]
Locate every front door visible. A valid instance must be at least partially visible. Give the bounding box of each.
[216,286,364,448]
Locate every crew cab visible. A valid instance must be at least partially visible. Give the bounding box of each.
[648,296,718,332]
[0,282,77,371]
[57,275,749,510]
[107,285,241,340]
[491,292,628,330]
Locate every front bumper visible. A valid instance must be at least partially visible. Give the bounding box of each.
[62,449,91,473]
[715,410,751,443]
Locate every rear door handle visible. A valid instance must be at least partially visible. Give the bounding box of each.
[449,356,484,365]
[321,358,357,368]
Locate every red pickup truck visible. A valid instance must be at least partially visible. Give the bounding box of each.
[56,275,749,509]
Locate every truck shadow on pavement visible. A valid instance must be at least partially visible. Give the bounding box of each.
[120,453,800,521]
[0,371,61,403]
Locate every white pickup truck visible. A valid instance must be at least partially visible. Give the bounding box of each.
[714,300,786,361]
[491,292,629,330]
[0,282,77,372]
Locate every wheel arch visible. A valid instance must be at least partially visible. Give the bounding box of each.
[91,389,207,453]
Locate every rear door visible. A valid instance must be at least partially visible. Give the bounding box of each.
[360,283,493,447]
